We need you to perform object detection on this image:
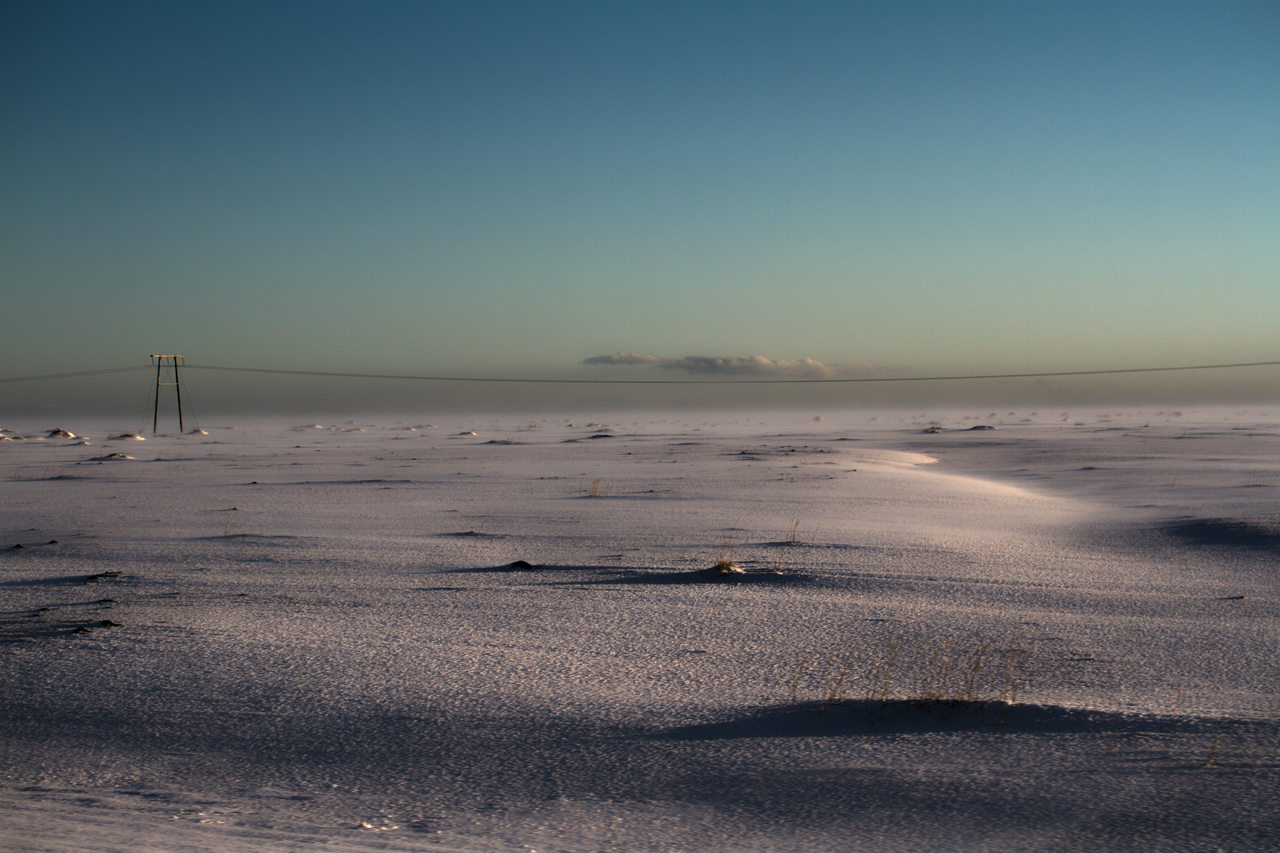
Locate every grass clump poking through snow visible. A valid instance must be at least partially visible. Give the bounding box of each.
[770,636,1032,716]
[715,556,744,575]
[587,477,612,497]
[714,528,744,575]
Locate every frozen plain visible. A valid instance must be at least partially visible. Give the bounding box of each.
[1,407,1277,852]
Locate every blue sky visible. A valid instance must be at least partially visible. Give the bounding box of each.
[3,1,1278,412]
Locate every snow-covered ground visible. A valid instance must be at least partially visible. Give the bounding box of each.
[2,408,1277,852]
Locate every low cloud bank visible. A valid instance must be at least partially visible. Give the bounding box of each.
[584,352,668,366]
[584,353,880,379]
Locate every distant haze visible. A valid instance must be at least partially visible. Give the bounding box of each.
[3,1,1277,414]
[5,364,1276,421]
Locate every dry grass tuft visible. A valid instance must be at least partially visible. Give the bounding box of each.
[1204,714,1227,767]
[587,478,612,497]
[712,527,743,574]
[715,556,744,575]
[769,635,1032,717]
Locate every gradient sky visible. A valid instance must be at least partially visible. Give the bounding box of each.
[3,1,1278,413]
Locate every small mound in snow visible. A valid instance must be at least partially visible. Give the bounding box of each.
[1165,516,1280,552]
[605,567,810,585]
[107,433,145,441]
[851,450,937,467]
[46,429,77,438]
[660,701,1167,741]
[922,425,997,434]
[187,428,208,435]
[454,431,478,436]
[91,453,134,460]
[563,433,617,443]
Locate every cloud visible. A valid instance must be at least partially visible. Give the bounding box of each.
[585,353,880,379]
[582,352,668,366]
[662,356,879,379]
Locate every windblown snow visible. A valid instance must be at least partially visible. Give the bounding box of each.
[2,409,1277,852]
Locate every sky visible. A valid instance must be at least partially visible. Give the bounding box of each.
[3,1,1278,414]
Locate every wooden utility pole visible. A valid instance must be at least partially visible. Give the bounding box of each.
[150,355,185,434]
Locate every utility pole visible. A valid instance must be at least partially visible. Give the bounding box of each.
[150,355,185,434]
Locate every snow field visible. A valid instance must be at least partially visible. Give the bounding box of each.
[2,409,1277,851]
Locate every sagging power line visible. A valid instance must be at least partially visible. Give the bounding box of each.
[182,359,1280,385]
[0,365,153,384]
[2,358,1279,386]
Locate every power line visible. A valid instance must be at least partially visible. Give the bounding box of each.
[184,359,1280,384]
[0,365,153,384]
[3,359,1277,386]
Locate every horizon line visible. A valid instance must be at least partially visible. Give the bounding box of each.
[3,358,1279,386]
